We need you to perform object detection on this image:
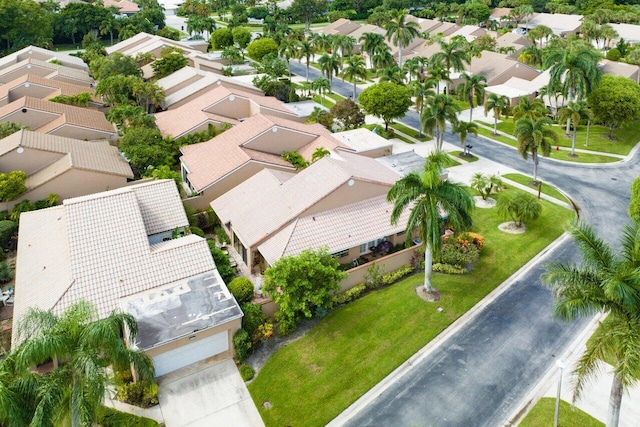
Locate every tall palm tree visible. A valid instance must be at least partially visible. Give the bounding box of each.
[360,32,386,69]
[421,94,461,151]
[311,77,331,106]
[460,73,487,121]
[385,9,421,68]
[543,220,640,427]
[484,93,510,135]
[278,38,299,80]
[514,117,558,182]
[518,45,543,67]
[402,57,421,83]
[371,44,395,72]
[430,38,470,73]
[453,121,478,155]
[318,53,340,93]
[342,55,367,100]
[132,80,165,113]
[377,65,405,85]
[310,33,331,54]
[12,301,155,427]
[558,100,593,157]
[410,79,436,136]
[388,151,475,295]
[298,39,316,82]
[511,97,546,122]
[425,64,451,95]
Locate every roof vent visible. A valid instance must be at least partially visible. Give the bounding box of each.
[348,179,355,186]
[16,147,24,154]
[229,95,235,101]
[272,126,278,133]
[21,108,27,113]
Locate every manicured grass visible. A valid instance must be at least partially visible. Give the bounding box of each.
[495,121,638,156]
[327,92,345,102]
[449,150,479,163]
[391,123,430,141]
[503,173,569,204]
[248,191,574,427]
[453,98,471,111]
[519,398,604,427]
[312,94,334,107]
[475,125,620,164]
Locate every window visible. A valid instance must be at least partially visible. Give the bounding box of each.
[359,237,387,254]
[332,249,349,259]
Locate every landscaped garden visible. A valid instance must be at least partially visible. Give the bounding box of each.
[502,173,570,204]
[519,398,603,427]
[248,188,574,426]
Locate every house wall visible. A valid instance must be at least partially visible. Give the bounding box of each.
[8,85,56,102]
[49,126,115,141]
[0,66,51,84]
[207,97,252,119]
[49,75,94,88]
[144,317,241,359]
[1,108,60,129]
[0,148,61,174]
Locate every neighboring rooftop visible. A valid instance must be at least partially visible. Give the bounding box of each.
[331,128,393,155]
[376,151,427,176]
[0,45,88,72]
[0,74,100,106]
[103,0,140,14]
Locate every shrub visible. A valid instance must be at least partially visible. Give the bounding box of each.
[281,150,308,169]
[215,226,230,244]
[239,364,255,381]
[98,406,161,427]
[0,220,16,248]
[606,48,621,61]
[0,262,14,283]
[381,264,413,286]
[210,28,234,49]
[276,316,297,336]
[630,176,640,221]
[247,37,278,61]
[228,277,254,304]
[241,302,266,336]
[208,241,235,284]
[233,328,252,361]
[439,240,480,267]
[10,200,35,222]
[457,232,485,250]
[364,263,385,290]
[115,381,158,408]
[432,262,466,274]
[252,321,274,343]
[189,226,205,237]
[331,283,367,306]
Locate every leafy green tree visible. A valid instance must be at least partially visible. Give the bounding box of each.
[208,241,235,284]
[106,105,155,134]
[95,75,139,106]
[53,2,112,45]
[89,52,141,80]
[543,220,640,427]
[484,93,510,135]
[119,128,177,175]
[470,172,503,201]
[421,94,460,151]
[151,51,188,79]
[12,301,154,427]
[342,55,367,99]
[385,9,420,67]
[358,82,412,131]
[247,37,278,61]
[49,93,93,107]
[0,171,27,203]
[210,28,234,50]
[330,98,364,130]
[290,0,328,30]
[0,0,53,52]
[588,75,640,139]
[460,73,486,121]
[388,151,475,295]
[263,248,346,334]
[558,100,593,157]
[232,27,251,53]
[514,117,558,182]
[258,53,288,79]
[0,122,26,139]
[0,220,17,249]
[629,177,640,222]
[497,192,542,227]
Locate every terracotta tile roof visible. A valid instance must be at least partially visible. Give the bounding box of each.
[0,45,88,72]
[180,114,343,191]
[0,74,99,103]
[258,194,410,265]
[13,180,220,347]
[0,96,115,134]
[0,58,94,86]
[211,152,400,248]
[467,51,538,85]
[106,32,194,57]
[103,0,140,13]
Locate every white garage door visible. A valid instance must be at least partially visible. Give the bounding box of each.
[153,331,229,377]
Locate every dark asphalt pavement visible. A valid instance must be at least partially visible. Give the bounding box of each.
[291,61,640,426]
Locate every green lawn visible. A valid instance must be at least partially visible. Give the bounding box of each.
[519,398,604,427]
[449,151,479,163]
[503,173,569,204]
[312,94,334,107]
[453,98,471,111]
[495,120,638,156]
[390,123,430,141]
[475,124,620,164]
[248,191,574,427]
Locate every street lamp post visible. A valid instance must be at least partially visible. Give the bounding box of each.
[554,359,567,427]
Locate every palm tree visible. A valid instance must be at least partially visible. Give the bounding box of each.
[542,220,640,427]
[342,55,367,100]
[453,121,478,155]
[385,9,421,68]
[12,301,154,427]
[402,57,421,83]
[278,38,299,80]
[377,65,405,85]
[297,39,315,82]
[558,100,593,157]
[318,53,340,93]
[311,77,331,106]
[310,33,331,54]
[421,94,461,151]
[371,44,395,72]
[460,73,487,121]
[511,97,546,122]
[518,45,543,67]
[430,38,470,74]
[360,32,386,69]
[514,117,558,182]
[387,151,475,295]
[0,122,26,139]
[132,80,165,113]
[99,16,117,46]
[484,93,510,135]
[410,79,436,136]
[425,64,451,95]
[312,146,331,162]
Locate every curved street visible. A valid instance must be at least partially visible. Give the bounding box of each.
[290,61,640,426]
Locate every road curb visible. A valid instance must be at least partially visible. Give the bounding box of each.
[327,233,572,427]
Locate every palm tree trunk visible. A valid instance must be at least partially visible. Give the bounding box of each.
[398,44,403,68]
[532,150,538,182]
[469,104,473,122]
[306,61,309,82]
[353,80,357,100]
[493,117,498,134]
[424,242,433,293]
[572,127,577,156]
[607,374,623,427]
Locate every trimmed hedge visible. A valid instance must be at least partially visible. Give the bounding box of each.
[98,406,160,427]
[228,277,254,304]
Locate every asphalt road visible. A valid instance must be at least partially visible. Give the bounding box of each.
[291,61,640,426]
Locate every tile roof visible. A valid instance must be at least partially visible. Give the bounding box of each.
[258,194,410,265]
[467,51,538,84]
[331,128,394,153]
[103,0,140,13]
[211,152,400,248]
[524,13,583,34]
[609,23,640,44]
[599,59,638,79]
[0,45,88,72]
[0,130,133,178]
[180,113,342,191]
[0,96,115,134]
[13,180,220,346]
[0,74,99,103]
[0,58,94,85]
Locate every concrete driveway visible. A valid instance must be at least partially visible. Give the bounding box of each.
[158,358,264,427]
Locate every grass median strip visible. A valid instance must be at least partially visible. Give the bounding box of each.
[248,189,574,426]
[519,398,604,427]
[503,173,569,204]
